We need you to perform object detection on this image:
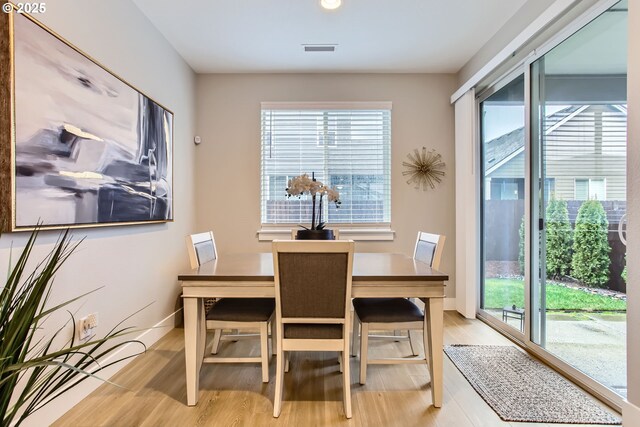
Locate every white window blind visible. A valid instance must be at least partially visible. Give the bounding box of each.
[575,179,589,200]
[261,104,391,225]
[589,178,606,200]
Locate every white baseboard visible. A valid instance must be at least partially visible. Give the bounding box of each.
[41,311,178,427]
[444,297,457,311]
[95,310,177,370]
[623,399,640,426]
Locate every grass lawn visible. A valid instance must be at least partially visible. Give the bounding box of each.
[484,278,627,311]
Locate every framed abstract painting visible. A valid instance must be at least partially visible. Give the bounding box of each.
[0,10,173,231]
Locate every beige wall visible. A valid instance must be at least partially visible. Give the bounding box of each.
[195,73,457,297]
[0,1,197,425]
[626,0,640,414]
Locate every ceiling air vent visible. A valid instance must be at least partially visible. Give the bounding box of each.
[303,45,336,52]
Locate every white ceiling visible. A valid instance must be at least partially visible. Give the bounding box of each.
[132,0,527,74]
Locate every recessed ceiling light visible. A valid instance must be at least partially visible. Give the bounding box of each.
[321,0,342,10]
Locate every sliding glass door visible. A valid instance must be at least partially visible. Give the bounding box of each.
[530,1,628,397]
[480,74,526,335]
[478,0,628,404]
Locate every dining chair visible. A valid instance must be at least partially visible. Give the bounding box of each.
[186,231,275,383]
[186,231,219,314]
[350,231,446,356]
[272,240,355,418]
[414,231,446,270]
[351,231,446,385]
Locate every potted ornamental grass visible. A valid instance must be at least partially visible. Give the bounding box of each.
[0,228,145,426]
[286,173,341,240]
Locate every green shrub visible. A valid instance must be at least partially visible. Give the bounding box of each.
[571,200,611,287]
[545,197,573,278]
[622,254,627,282]
[518,215,525,275]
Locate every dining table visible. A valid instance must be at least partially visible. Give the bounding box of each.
[178,252,449,408]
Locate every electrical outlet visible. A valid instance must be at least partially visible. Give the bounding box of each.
[78,312,98,341]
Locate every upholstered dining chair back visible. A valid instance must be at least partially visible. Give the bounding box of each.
[277,247,350,321]
[186,231,218,268]
[413,232,446,270]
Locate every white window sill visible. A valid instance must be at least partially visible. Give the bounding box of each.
[257,225,395,242]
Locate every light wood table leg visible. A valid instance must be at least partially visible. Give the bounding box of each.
[198,299,206,365]
[184,297,204,406]
[425,296,444,408]
[351,312,360,357]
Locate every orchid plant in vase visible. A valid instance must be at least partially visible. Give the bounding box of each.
[286,173,341,231]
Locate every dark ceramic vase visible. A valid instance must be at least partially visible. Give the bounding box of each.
[295,229,335,240]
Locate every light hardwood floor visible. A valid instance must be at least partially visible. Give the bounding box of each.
[54,312,617,427]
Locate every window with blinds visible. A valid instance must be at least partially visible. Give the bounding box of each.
[574,178,606,201]
[260,103,391,225]
[543,104,626,202]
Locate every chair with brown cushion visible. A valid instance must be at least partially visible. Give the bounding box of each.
[352,232,445,384]
[351,231,446,356]
[272,240,354,418]
[186,231,275,383]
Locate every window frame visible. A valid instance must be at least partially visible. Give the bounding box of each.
[574,177,607,201]
[258,102,393,240]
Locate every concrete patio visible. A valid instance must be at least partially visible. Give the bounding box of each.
[486,310,627,397]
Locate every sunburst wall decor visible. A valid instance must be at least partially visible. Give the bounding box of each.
[402,147,446,191]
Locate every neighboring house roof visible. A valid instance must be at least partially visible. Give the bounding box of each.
[485,105,626,176]
[484,127,524,175]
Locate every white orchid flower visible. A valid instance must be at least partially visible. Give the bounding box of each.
[325,187,340,202]
[285,174,341,230]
